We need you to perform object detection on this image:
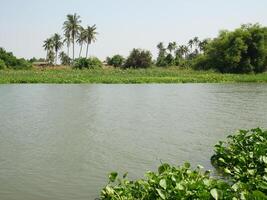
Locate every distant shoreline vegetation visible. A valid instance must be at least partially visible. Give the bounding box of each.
[0,18,267,79]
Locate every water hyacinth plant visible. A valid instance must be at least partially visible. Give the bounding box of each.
[100,128,267,199]
[211,128,267,195]
[101,163,239,200]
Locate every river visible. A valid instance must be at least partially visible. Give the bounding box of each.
[0,84,266,200]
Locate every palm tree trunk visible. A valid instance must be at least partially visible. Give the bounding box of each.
[86,42,89,58]
[79,43,83,58]
[55,51,58,65]
[67,44,70,57]
[72,35,75,62]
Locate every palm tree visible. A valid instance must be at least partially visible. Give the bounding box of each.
[84,24,98,58]
[77,27,86,58]
[167,42,177,54]
[43,38,54,61]
[178,45,189,59]
[63,32,71,57]
[157,42,165,51]
[52,33,63,65]
[188,39,194,53]
[63,13,82,61]
[193,37,200,51]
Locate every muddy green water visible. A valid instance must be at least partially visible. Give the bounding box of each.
[0,84,267,200]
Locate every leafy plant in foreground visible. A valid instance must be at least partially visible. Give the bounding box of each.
[211,128,267,195]
[100,163,240,200]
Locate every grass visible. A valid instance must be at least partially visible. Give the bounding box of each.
[0,67,267,84]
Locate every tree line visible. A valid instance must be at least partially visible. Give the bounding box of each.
[43,13,98,65]
[107,23,267,73]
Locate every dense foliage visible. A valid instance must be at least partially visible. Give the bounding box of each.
[0,48,32,69]
[106,55,125,68]
[124,49,152,68]
[194,24,267,73]
[0,68,267,83]
[100,128,267,199]
[101,163,238,200]
[73,57,102,69]
[211,128,267,195]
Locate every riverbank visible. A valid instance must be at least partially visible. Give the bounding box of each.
[0,67,267,83]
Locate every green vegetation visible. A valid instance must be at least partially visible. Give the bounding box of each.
[43,13,98,65]
[0,67,266,84]
[124,49,153,69]
[211,128,267,194]
[101,163,237,200]
[156,24,267,74]
[100,128,267,199]
[73,57,102,69]
[194,24,267,73]
[0,48,32,69]
[106,55,125,68]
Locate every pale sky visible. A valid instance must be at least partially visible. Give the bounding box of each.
[1,0,267,60]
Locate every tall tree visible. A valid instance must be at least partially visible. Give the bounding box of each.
[77,27,86,58]
[178,45,189,59]
[167,42,177,55]
[84,25,98,58]
[188,39,194,53]
[193,37,200,51]
[52,33,63,65]
[63,32,71,57]
[63,13,82,61]
[43,38,54,61]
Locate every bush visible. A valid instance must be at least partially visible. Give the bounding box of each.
[193,24,267,73]
[0,47,32,69]
[100,128,267,199]
[211,128,267,194]
[107,55,125,68]
[101,163,239,200]
[124,49,152,68]
[0,59,7,70]
[73,57,103,69]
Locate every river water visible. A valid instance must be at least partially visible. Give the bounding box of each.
[0,84,266,200]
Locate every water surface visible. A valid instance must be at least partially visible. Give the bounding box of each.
[0,84,267,200]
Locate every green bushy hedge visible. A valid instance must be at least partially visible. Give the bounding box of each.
[73,57,103,69]
[0,47,32,69]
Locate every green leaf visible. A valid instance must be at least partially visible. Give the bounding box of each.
[108,172,118,183]
[210,188,219,200]
[156,188,166,199]
[159,179,167,190]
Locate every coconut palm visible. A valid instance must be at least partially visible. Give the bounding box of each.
[188,39,194,53]
[77,27,86,58]
[43,38,54,61]
[193,37,200,51]
[63,32,71,57]
[63,13,82,61]
[157,42,165,51]
[178,45,189,59]
[167,42,177,54]
[84,24,98,58]
[52,33,63,65]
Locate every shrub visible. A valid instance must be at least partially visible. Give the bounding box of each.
[0,59,7,70]
[107,55,125,68]
[100,128,267,199]
[193,24,267,74]
[101,163,239,200]
[74,57,103,69]
[124,49,152,68]
[0,47,32,69]
[211,128,267,194]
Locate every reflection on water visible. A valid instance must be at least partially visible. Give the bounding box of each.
[0,84,267,200]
